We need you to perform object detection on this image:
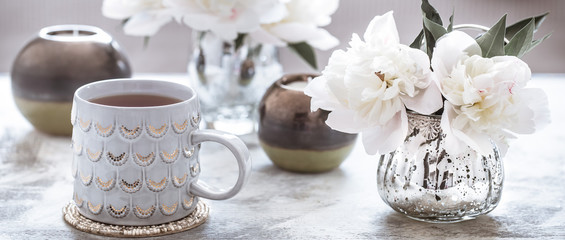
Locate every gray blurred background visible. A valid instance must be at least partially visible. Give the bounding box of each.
[1,0,563,74]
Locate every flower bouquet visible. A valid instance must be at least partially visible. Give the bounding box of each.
[305,0,550,222]
[102,0,340,135]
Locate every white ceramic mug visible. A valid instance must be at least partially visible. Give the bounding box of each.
[70,79,251,226]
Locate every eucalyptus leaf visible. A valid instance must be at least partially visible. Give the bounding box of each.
[421,0,443,25]
[447,10,454,32]
[423,17,447,59]
[476,14,507,58]
[421,0,446,59]
[410,30,425,49]
[506,12,549,40]
[504,19,534,57]
[289,42,317,70]
[526,32,552,55]
[424,17,447,40]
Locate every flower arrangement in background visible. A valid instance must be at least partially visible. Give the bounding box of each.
[305,0,550,156]
[102,0,340,69]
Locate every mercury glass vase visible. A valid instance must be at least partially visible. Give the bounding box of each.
[377,112,504,223]
[188,31,283,136]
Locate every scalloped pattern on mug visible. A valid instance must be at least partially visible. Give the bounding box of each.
[86,148,102,162]
[87,201,103,215]
[133,205,156,219]
[159,202,178,216]
[73,142,83,156]
[95,122,115,137]
[107,152,128,166]
[119,179,142,193]
[172,120,189,134]
[147,123,168,138]
[79,171,93,186]
[182,196,195,210]
[78,118,91,132]
[134,152,155,167]
[172,173,188,188]
[107,204,129,218]
[146,177,167,192]
[96,176,116,191]
[119,125,142,140]
[160,149,179,164]
[74,193,84,208]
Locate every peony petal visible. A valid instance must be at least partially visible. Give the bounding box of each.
[268,23,319,43]
[182,13,216,31]
[441,101,470,156]
[234,8,261,33]
[249,28,287,47]
[432,31,481,78]
[325,108,372,134]
[102,0,150,19]
[361,108,407,155]
[401,80,443,115]
[441,101,495,156]
[306,28,340,50]
[308,0,339,26]
[123,12,172,36]
[363,11,399,47]
[210,22,238,41]
[267,23,339,50]
[304,75,342,112]
[510,88,550,134]
[255,0,287,24]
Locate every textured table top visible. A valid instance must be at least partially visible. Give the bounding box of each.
[0,73,564,239]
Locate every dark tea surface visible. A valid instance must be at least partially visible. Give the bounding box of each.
[89,94,182,107]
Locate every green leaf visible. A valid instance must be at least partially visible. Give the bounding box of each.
[423,17,447,59]
[234,33,247,51]
[420,0,446,59]
[506,12,549,40]
[289,42,317,70]
[421,0,443,25]
[447,9,454,32]
[525,32,552,55]
[424,17,448,40]
[476,14,507,58]
[504,19,534,57]
[410,30,424,49]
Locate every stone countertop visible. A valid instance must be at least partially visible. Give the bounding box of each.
[0,73,564,239]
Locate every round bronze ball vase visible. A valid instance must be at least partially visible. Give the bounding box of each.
[11,25,132,136]
[258,74,357,173]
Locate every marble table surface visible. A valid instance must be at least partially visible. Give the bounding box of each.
[0,73,564,239]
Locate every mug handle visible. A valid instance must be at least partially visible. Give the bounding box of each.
[189,129,252,200]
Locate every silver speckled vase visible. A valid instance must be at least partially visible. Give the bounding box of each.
[377,112,504,223]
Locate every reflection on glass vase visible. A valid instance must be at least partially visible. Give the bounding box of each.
[188,31,283,137]
[377,111,504,223]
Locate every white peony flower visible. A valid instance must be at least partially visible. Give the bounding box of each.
[102,0,178,36]
[304,11,443,155]
[249,0,340,50]
[433,31,550,156]
[103,0,284,40]
[168,0,283,41]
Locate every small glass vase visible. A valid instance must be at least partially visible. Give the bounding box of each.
[377,111,504,223]
[188,31,283,136]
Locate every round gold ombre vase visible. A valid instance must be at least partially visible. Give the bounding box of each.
[258,74,357,173]
[11,24,131,135]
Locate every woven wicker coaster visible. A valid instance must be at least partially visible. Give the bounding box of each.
[62,200,209,238]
